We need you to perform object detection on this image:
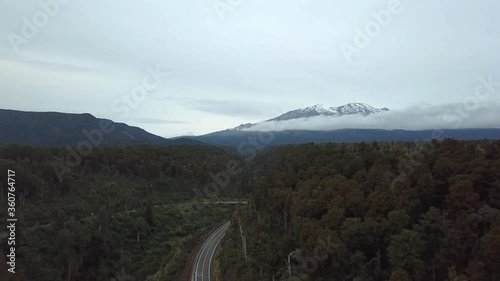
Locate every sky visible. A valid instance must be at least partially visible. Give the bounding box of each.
[0,0,499,137]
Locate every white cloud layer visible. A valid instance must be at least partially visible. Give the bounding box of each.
[244,102,500,131]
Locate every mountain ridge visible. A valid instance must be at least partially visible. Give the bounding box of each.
[267,102,389,122]
[0,109,203,147]
[192,102,499,145]
[233,102,389,131]
[2,108,500,148]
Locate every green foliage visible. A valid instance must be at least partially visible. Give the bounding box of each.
[2,139,499,280]
[388,230,424,280]
[389,268,411,281]
[219,139,500,281]
[0,145,242,280]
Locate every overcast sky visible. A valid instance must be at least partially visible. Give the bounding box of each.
[1,0,499,137]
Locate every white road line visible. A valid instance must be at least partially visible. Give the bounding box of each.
[192,222,231,281]
[207,224,229,280]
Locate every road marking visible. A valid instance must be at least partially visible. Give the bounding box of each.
[194,226,224,281]
[193,222,230,281]
[202,223,230,281]
[207,224,228,280]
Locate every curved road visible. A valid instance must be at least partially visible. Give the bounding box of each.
[192,222,230,281]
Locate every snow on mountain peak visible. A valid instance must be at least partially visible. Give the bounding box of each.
[232,102,389,130]
[334,102,383,115]
[305,104,330,114]
[267,102,389,122]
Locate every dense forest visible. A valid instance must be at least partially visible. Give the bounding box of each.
[1,139,499,281]
[220,139,500,281]
[0,144,246,281]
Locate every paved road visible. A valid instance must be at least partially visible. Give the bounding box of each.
[192,222,230,281]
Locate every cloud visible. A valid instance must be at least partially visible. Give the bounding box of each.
[128,118,189,125]
[243,102,500,131]
[1,0,499,137]
[21,59,96,73]
[179,99,278,117]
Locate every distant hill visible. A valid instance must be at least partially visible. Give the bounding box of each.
[0,109,203,147]
[190,128,500,146]
[3,108,498,148]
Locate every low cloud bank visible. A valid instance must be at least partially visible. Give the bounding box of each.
[242,102,500,132]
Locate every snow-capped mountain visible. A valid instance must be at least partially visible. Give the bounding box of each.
[232,103,389,131]
[193,102,500,145]
[268,103,389,122]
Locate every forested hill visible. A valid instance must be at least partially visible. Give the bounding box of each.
[0,144,246,280]
[0,109,201,147]
[220,139,500,281]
